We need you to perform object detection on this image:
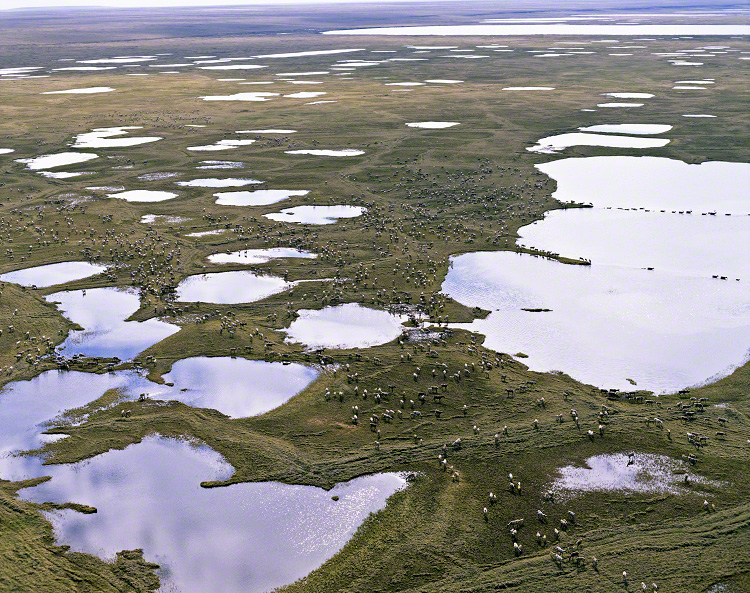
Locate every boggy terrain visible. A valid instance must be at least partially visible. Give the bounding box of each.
[0,2,749,592]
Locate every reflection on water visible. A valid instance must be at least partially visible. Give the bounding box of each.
[0,261,107,287]
[0,370,155,481]
[207,247,317,265]
[46,287,179,360]
[443,251,750,393]
[285,303,405,349]
[162,357,319,418]
[73,126,162,149]
[15,151,98,170]
[549,453,721,502]
[19,436,406,593]
[578,124,672,134]
[214,189,309,206]
[175,270,293,304]
[536,156,750,214]
[1,361,397,593]
[527,132,669,153]
[264,205,365,225]
[519,208,750,280]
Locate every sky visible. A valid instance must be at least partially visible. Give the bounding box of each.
[3,0,440,9]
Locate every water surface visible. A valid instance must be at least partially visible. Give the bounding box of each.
[285,303,405,349]
[519,208,750,280]
[46,287,180,360]
[42,87,115,94]
[264,205,365,225]
[16,152,98,170]
[73,127,162,149]
[528,132,669,153]
[502,86,554,90]
[0,370,155,481]
[578,124,672,134]
[0,261,106,287]
[177,178,263,188]
[406,122,460,129]
[200,92,278,101]
[443,251,750,393]
[285,149,364,157]
[549,453,720,502]
[175,271,292,304]
[19,436,406,593]
[215,189,309,206]
[208,247,317,264]
[106,190,179,203]
[162,357,319,418]
[601,92,654,98]
[537,156,750,214]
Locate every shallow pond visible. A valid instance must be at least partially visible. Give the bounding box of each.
[39,171,90,179]
[188,145,239,152]
[207,247,317,264]
[536,156,750,214]
[200,92,278,101]
[502,86,554,90]
[162,357,319,418]
[140,214,190,224]
[0,261,106,287]
[47,287,179,360]
[264,205,365,225]
[518,208,750,280]
[19,436,406,593]
[406,121,460,129]
[578,124,672,134]
[0,369,155,481]
[601,92,654,98]
[197,160,245,169]
[73,126,162,149]
[284,91,327,98]
[186,229,226,237]
[199,65,268,71]
[285,303,405,349]
[105,190,179,203]
[285,149,364,157]
[187,139,256,151]
[137,172,181,181]
[256,48,364,58]
[42,87,115,94]
[215,189,309,206]
[527,132,669,153]
[549,453,720,502]
[175,270,293,304]
[16,152,98,170]
[442,251,750,393]
[176,178,263,188]
[238,129,297,134]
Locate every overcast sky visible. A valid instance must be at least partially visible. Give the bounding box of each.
[4,0,441,9]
